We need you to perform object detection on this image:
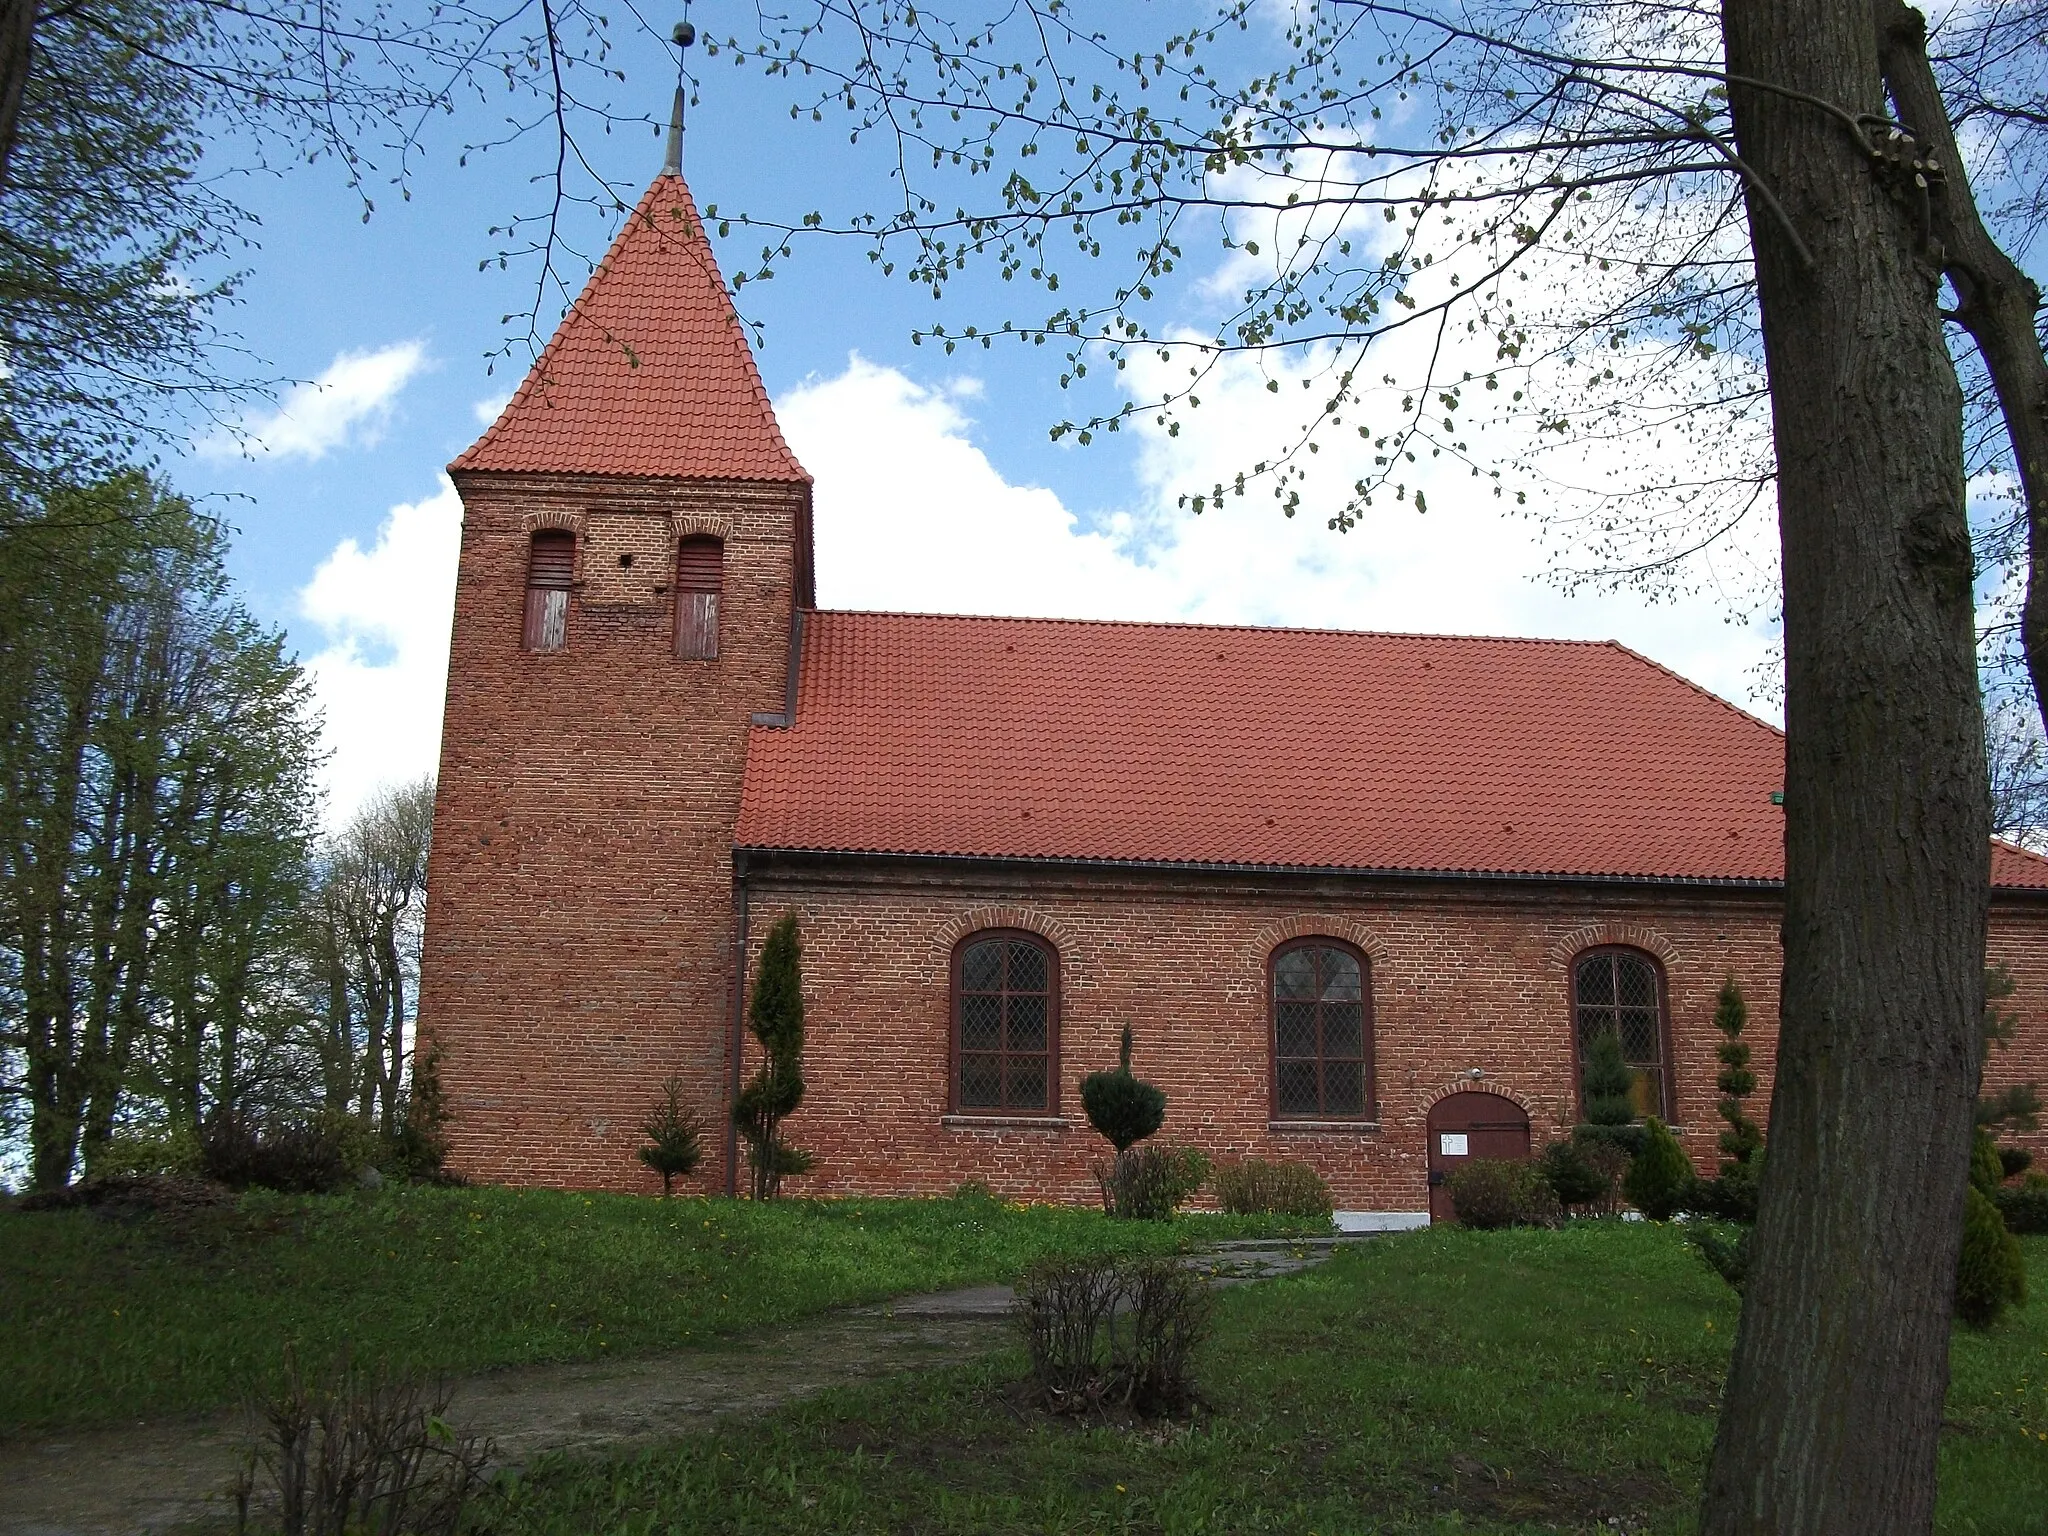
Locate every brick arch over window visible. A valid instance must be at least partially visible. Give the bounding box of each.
[1239,914,1389,976]
[671,511,734,542]
[1545,921,1681,974]
[930,905,1080,965]
[1569,945,1675,1120]
[520,508,585,540]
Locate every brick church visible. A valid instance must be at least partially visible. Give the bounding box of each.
[418,149,2048,1219]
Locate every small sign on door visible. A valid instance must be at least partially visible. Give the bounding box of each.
[1439,1132,1469,1156]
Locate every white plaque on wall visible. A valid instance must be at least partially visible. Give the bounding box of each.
[1439,1133,1469,1156]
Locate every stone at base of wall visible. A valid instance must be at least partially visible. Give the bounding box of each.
[1335,1210,1431,1232]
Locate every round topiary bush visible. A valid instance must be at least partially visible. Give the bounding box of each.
[1537,1139,1611,1212]
[1080,1025,1166,1152]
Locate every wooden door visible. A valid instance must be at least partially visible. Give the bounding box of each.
[1426,1091,1531,1223]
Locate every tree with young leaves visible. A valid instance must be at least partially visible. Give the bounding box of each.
[642,2,2039,1526]
[0,476,322,1187]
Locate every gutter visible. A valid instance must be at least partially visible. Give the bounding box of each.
[724,849,750,1197]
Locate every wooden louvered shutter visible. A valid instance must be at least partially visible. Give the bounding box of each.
[674,536,722,659]
[524,531,574,652]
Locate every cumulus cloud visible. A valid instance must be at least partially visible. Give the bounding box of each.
[202,342,428,461]
[299,477,462,820]
[472,391,513,427]
[779,355,1778,717]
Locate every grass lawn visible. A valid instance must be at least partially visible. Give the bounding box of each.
[480,1225,2048,1536]
[0,1185,1317,1430]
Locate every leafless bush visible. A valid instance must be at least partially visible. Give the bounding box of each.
[231,1348,489,1536]
[1017,1254,1213,1416]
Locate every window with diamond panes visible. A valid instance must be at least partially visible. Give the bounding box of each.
[953,933,1057,1114]
[1573,947,1670,1119]
[1271,940,1372,1118]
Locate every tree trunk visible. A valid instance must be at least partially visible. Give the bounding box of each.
[1874,3,2048,738]
[0,0,34,192]
[1702,2,1990,1531]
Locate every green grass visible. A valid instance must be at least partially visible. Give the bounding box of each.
[480,1226,2048,1536]
[0,1185,1317,1429]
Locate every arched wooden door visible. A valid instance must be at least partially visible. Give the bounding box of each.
[1426,1092,1532,1222]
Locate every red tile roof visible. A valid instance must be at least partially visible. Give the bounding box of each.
[453,173,809,481]
[735,611,2048,889]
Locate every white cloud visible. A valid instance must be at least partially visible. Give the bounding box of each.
[780,355,1779,718]
[472,391,513,427]
[299,477,462,821]
[202,342,428,461]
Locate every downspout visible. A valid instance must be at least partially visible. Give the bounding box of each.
[724,849,750,1197]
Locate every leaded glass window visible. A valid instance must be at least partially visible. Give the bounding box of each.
[1271,941,1372,1118]
[953,932,1057,1113]
[1573,947,1669,1119]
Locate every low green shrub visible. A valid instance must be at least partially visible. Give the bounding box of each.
[88,1126,202,1180]
[1994,1181,2048,1236]
[1446,1158,1558,1229]
[636,1076,706,1196]
[1971,1130,2006,1197]
[1623,1118,1695,1222]
[1691,1224,1751,1292]
[1536,1139,1611,1212]
[1685,1156,1762,1223]
[1999,1146,2034,1182]
[1213,1158,1333,1218]
[1097,1145,1210,1220]
[1956,1183,2027,1328]
[200,1111,369,1194]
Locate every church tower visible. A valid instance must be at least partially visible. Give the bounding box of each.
[420,135,812,1191]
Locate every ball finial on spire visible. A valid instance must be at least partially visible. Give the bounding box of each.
[662,18,694,176]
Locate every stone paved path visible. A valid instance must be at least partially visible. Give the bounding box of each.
[0,1235,1365,1536]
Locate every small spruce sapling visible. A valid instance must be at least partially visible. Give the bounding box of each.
[733,914,813,1200]
[1623,1116,1695,1222]
[1080,1024,1166,1151]
[1576,1026,1643,1156]
[638,1076,706,1196]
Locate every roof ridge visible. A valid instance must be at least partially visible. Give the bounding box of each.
[808,606,1635,648]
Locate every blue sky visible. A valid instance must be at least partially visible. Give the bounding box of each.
[163,13,1810,820]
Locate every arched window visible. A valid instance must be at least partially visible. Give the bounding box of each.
[1572,947,1671,1119]
[674,535,723,659]
[524,530,574,652]
[1270,939,1372,1118]
[952,931,1057,1114]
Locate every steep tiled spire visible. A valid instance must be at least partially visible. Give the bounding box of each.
[454,169,810,481]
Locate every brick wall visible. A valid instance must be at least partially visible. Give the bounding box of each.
[418,469,807,1193]
[727,857,2048,1212]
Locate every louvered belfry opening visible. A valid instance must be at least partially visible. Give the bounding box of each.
[523,530,575,652]
[674,535,723,659]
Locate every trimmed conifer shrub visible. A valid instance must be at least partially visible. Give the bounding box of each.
[1713,977,1763,1174]
[1971,1129,2006,1197]
[1622,1117,1695,1221]
[637,1077,706,1196]
[1576,1027,1644,1156]
[1537,1138,1611,1212]
[1956,1183,2027,1328]
[733,913,811,1200]
[1080,1024,1166,1152]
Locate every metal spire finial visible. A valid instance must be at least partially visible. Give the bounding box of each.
[663,18,694,176]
